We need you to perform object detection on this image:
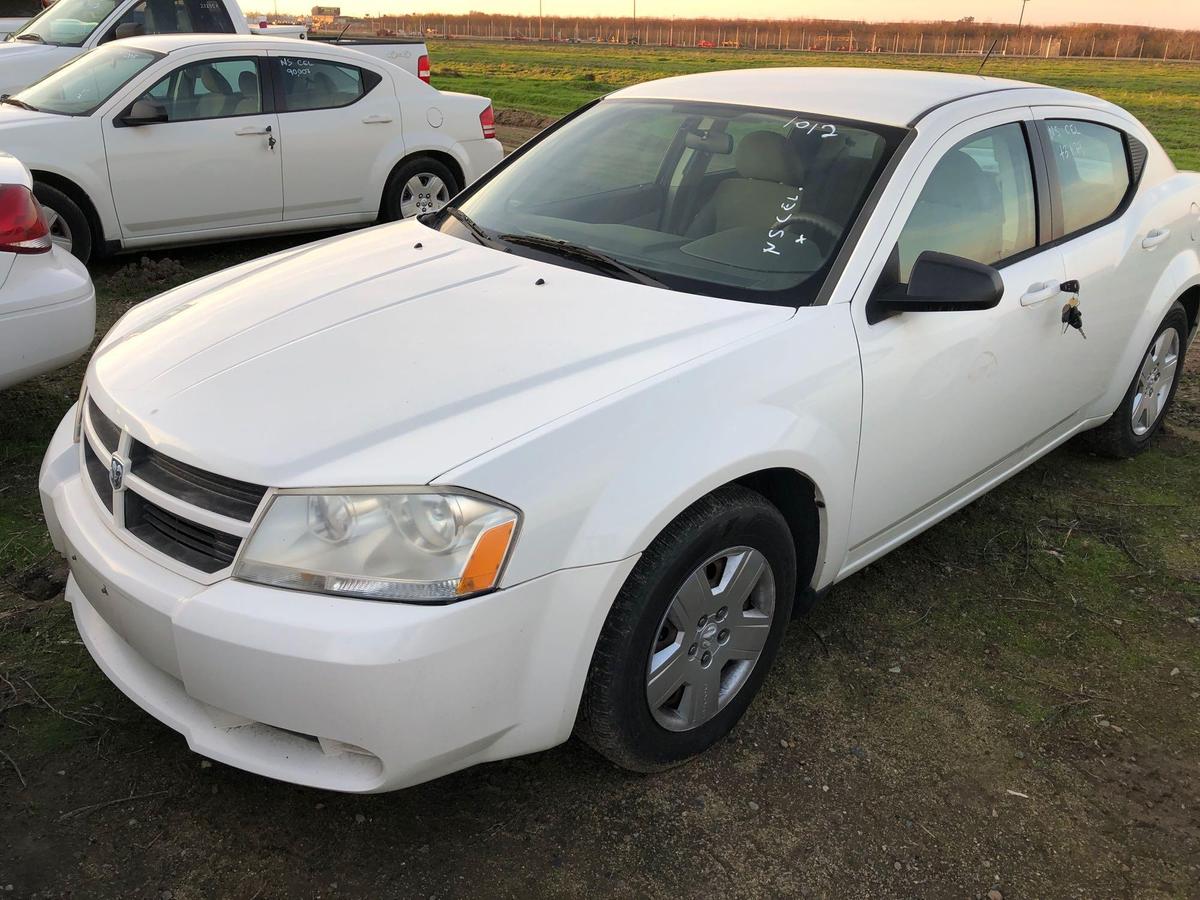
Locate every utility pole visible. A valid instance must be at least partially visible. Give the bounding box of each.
[1016,0,1032,34]
[538,0,542,41]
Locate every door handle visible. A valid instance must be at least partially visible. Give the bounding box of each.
[1020,280,1061,307]
[235,124,272,136]
[362,114,392,124]
[1141,227,1171,249]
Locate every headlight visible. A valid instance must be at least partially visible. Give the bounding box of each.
[233,489,519,603]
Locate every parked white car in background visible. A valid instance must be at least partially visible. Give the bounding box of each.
[40,68,1199,792]
[0,0,429,96]
[0,34,499,261]
[0,151,93,390]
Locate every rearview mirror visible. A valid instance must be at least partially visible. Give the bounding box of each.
[869,251,1003,321]
[116,98,167,127]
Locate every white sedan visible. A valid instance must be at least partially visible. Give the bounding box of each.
[0,151,93,391]
[0,34,502,261]
[41,68,1200,792]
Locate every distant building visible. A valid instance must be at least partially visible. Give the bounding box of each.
[310,5,339,29]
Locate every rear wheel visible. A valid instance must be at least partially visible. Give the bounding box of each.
[379,157,459,222]
[33,182,93,263]
[1081,302,1188,458]
[576,486,796,772]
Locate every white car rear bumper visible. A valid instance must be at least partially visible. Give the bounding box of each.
[40,410,635,792]
[0,248,94,391]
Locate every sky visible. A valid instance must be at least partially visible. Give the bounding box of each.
[311,1,1200,31]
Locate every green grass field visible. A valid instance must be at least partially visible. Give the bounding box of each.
[432,41,1200,170]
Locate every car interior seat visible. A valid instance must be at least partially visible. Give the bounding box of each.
[687,130,805,237]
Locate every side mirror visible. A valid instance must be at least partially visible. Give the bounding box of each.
[116,98,167,127]
[869,251,1004,321]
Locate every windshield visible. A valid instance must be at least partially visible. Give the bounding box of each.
[8,0,122,47]
[439,98,906,306]
[12,44,158,114]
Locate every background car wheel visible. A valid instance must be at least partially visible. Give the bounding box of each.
[32,182,93,263]
[1081,302,1189,458]
[576,485,797,772]
[379,157,460,222]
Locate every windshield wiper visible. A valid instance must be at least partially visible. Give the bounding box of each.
[0,96,38,111]
[497,234,666,288]
[441,205,503,249]
[14,33,45,43]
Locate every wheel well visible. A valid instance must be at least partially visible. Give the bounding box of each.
[386,150,465,195]
[1179,285,1200,339]
[30,170,104,247]
[731,468,822,595]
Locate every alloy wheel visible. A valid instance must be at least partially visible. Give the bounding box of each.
[645,547,776,732]
[1131,328,1180,436]
[41,205,73,254]
[399,173,449,218]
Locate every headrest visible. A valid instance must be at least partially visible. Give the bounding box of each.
[735,130,800,185]
[922,150,992,209]
[199,66,231,95]
[238,69,258,95]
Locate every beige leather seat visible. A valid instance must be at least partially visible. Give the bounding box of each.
[194,66,233,119]
[233,69,260,115]
[688,130,804,236]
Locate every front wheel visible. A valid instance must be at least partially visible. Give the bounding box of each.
[576,486,796,772]
[379,157,459,222]
[1081,302,1188,458]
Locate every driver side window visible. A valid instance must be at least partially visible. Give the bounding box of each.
[896,123,1037,283]
[135,57,262,122]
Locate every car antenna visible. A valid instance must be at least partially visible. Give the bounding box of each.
[977,38,1000,76]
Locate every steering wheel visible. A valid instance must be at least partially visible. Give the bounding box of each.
[780,212,842,255]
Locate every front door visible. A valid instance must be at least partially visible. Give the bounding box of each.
[847,111,1083,562]
[103,55,282,238]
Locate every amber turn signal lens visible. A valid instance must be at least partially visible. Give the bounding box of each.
[457,519,516,595]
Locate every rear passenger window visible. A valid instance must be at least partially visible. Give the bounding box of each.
[272,57,378,111]
[1044,120,1131,235]
[897,123,1037,282]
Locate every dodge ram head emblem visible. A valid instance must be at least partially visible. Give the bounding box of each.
[109,457,125,492]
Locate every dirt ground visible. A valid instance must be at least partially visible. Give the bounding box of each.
[1,123,1198,898]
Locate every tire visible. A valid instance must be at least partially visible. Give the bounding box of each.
[1081,302,1189,458]
[379,157,459,222]
[33,182,93,263]
[576,485,797,772]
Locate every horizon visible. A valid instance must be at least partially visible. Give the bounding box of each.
[254,1,1200,31]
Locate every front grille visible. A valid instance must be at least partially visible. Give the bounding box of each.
[83,440,113,512]
[88,397,121,452]
[79,401,268,575]
[130,440,266,522]
[124,492,241,574]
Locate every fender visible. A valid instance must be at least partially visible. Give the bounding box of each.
[1090,249,1200,420]
[441,304,862,594]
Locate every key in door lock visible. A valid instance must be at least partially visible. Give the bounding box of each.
[1060,280,1086,339]
[266,125,276,150]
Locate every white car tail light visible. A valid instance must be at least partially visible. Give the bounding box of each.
[0,184,51,254]
[480,104,496,140]
[417,53,431,84]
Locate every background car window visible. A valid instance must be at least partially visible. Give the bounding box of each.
[106,0,235,39]
[9,0,122,47]
[273,57,368,111]
[897,123,1037,282]
[138,57,261,121]
[1045,120,1131,235]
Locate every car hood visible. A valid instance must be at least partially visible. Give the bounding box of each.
[89,222,794,488]
[0,42,74,94]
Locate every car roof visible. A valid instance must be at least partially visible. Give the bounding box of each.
[116,33,354,58]
[610,67,1089,127]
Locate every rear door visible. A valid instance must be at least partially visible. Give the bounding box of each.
[104,54,282,238]
[1030,108,1163,416]
[267,51,402,221]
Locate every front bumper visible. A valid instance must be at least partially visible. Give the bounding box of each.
[40,410,635,792]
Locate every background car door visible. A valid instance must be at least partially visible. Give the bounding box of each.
[266,52,402,220]
[1031,107,1169,419]
[103,55,282,238]
[847,112,1082,558]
